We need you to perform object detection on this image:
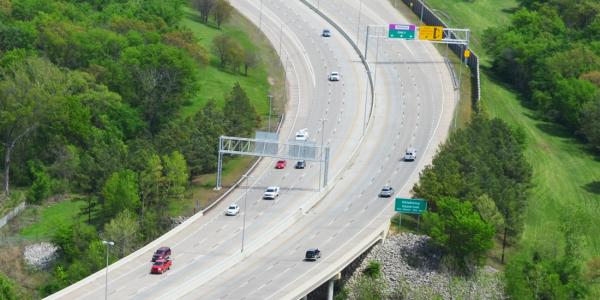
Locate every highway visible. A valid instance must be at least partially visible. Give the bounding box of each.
[47,0,455,299]
[170,0,456,298]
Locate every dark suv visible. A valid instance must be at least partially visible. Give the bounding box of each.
[295,160,306,169]
[152,247,171,262]
[305,248,321,261]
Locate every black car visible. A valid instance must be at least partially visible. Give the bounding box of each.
[152,246,171,262]
[295,160,306,169]
[305,248,321,261]
[322,29,331,37]
[378,186,394,198]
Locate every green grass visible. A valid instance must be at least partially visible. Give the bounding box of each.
[180,8,281,127]
[167,8,285,217]
[20,200,86,240]
[396,0,600,295]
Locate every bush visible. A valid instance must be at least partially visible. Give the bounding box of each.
[363,260,382,278]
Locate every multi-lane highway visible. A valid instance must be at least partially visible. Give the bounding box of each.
[47,0,455,299]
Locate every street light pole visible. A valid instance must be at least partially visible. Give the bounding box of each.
[356,0,363,44]
[268,94,273,132]
[241,175,249,252]
[258,0,263,32]
[102,240,114,300]
[319,118,327,191]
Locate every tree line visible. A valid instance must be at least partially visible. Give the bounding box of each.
[413,115,532,270]
[483,0,600,151]
[0,0,262,297]
[411,114,592,298]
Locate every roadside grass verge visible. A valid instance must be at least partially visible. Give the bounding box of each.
[395,0,600,294]
[180,7,285,129]
[19,199,87,241]
[169,8,285,217]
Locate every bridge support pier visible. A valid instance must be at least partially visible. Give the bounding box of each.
[327,279,334,300]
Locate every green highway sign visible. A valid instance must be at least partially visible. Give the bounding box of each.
[388,24,416,39]
[395,198,427,214]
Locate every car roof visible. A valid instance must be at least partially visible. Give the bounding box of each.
[306,248,319,252]
[157,246,170,251]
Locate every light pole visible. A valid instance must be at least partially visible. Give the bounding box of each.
[258,0,263,32]
[319,118,327,191]
[356,0,363,44]
[241,174,250,252]
[268,94,273,132]
[102,240,114,300]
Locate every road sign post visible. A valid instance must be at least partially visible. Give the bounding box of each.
[394,198,427,231]
[395,198,427,214]
[388,24,416,39]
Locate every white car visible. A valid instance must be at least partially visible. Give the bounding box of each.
[328,71,340,81]
[225,204,240,216]
[263,186,280,200]
[295,128,309,141]
[404,148,417,161]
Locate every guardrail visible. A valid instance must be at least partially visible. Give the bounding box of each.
[401,0,481,103]
[0,201,25,229]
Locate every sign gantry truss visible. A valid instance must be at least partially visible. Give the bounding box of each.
[216,133,330,190]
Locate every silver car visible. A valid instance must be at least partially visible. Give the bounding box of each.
[378,186,394,198]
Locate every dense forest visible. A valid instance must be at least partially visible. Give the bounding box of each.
[0,0,261,297]
[484,0,600,150]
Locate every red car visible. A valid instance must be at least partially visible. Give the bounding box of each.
[275,160,287,169]
[151,259,172,274]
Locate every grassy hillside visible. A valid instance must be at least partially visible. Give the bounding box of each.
[400,0,600,295]
[180,8,283,124]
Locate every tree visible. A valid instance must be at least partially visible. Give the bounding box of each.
[101,169,140,219]
[243,51,258,76]
[192,0,215,24]
[162,151,188,203]
[473,194,504,233]
[579,98,600,150]
[27,161,54,204]
[423,197,495,270]
[213,0,233,28]
[139,153,163,219]
[223,83,260,137]
[116,44,198,133]
[212,34,232,68]
[0,57,62,197]
[413,116,532,263]
[104,210,141,257]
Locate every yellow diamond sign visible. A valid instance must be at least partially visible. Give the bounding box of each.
[418,26,443,41]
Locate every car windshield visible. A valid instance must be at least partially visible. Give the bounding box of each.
[383,187,392,191]
[266,188,275,192]
[228,205,236,209]
[155,250,164,254]
[153,261,165,266]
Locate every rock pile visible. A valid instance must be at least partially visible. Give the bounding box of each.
[344,233,504,299]
[23,242,59,270]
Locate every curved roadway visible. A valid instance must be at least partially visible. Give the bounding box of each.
[47,0,455,299]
